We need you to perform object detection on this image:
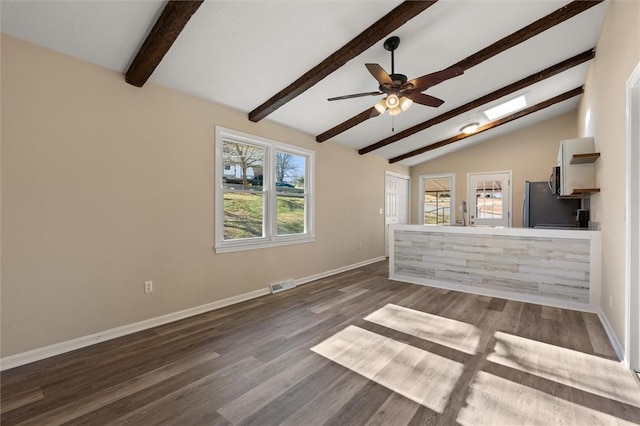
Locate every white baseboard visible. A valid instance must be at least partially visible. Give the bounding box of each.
[0,256,386,371]
[597,307,625,362]
[296,256,386,286]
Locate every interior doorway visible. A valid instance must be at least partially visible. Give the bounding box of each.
[626,62,640,371]
[385,172,410,257]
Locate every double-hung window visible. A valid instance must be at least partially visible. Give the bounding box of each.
[215,127,314,253]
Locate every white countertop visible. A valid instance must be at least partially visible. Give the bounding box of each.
[391,224,599,240]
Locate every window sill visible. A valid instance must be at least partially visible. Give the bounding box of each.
[214,235,315,254]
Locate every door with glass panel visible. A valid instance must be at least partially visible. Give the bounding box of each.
[420,174,455,225]
[467,172,511,227]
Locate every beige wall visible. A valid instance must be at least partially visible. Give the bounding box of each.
[410,111,578,228]
[0,35,408,357]
[577,0,640,345]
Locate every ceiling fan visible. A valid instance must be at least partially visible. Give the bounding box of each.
[328,36,464,116]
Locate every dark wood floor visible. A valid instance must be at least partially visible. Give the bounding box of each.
[2,260,640,425]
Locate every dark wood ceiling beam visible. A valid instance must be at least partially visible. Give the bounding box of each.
[316,108,379,143]
[126,0,204,87]
[388,86,584,164]
[248,1,438,123]
[316,0,603,143]
[359,48,595,154]
[451,1,602,71]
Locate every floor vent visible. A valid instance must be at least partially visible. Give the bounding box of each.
[270,279,296,294]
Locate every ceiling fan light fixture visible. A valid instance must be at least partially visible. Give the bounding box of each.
[385,94,400,109]
[374,99,387,114]
[460,122,480,134]
[399,96,413,112]
[388,106,402,116]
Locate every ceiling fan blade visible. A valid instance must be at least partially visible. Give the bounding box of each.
[406,92,445,107]
[328,91,383,101]
[365,63,393,87]
[407,66,464,91]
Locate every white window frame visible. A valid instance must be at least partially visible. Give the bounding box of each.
[214,127,315,253]
[418,173,456,226]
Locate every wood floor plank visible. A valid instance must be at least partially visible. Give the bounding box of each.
[2,260,637,426]
[102,356,262,426]
[582,311,618,358]
[279,371,369,426]
[0,387,44,415]
[240,361,348,425]
[217,353,328,424]
[12,347,220,426]
[324,380,393,426]
[365,392,421,426]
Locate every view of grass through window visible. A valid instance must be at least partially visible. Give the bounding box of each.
[221,141,307,241]
[424,192,451,224]
[223,192,263,240]
[423,176,452,225]
[276,195,304,235]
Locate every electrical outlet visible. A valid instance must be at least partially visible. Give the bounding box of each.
[144,281,153,294]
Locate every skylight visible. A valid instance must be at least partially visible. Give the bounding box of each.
[484,95,527,120]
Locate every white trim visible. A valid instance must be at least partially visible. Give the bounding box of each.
[599,307,626,362]
[417,173,456,225]
[214,236,315,254]
[0,256,384,371]
[625,61,640,370]
[296,256,386,286]
[385,170,410,180]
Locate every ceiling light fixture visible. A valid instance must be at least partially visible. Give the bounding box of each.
[484,95,527,120]
[375,95,413,116]
[385,94,399,108]
[460,122,480,134]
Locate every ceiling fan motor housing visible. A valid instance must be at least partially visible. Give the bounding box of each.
[380,73,409,93]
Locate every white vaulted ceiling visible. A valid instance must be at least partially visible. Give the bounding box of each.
[1,0,610,166]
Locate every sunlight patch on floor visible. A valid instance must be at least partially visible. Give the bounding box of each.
[457,371,638,426]
[311,325,463,412]
[489,331,640,408]
[364,303,480,355]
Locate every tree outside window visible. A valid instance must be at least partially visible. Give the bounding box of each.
[215,127,314,253]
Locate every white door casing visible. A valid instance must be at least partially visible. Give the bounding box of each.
[467,171,512,227]
[385,172,410,257]
[625,62,640,371]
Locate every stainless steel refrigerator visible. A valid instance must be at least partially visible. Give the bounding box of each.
[523,181,581,228]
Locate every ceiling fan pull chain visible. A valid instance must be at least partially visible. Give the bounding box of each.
[392,115,395,132]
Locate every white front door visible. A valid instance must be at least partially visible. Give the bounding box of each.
[468,172,511,227]
[385,173,410,256]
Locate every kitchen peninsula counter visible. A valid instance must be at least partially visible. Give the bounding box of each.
[389,225,601,311]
